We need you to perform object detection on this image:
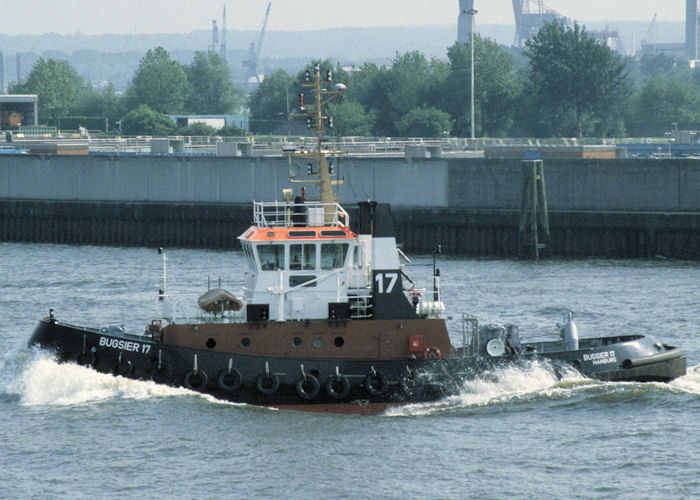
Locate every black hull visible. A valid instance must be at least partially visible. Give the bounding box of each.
[28,319,687,414]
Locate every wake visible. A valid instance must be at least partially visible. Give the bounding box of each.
[386,361,700,417]
[1,349,202,407]
[3,349,698,413]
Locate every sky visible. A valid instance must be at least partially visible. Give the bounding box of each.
[0,0,685,36]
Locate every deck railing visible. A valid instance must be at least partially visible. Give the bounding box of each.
[253,201,349,228]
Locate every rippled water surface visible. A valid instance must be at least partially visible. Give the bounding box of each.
[1,243,699,498]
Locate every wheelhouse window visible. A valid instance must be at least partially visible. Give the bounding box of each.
[321,243,349,270]
[289,275,316,287]
[290,244,316,270]
[257,244,285,270]
[242,243,257,271]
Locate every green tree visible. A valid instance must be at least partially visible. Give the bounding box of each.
[73,84,126,120]
[327,99,375,137]
[441,37,521,137]
[396,106,452,137]
[631,76,700,124]
[121,105,176,136]
[218,123,247,137]
[13,58,87,126]
[186,51,243,114]
[174,122,218,136]
[125,47,191,114]
[524,21,630,137]
[345,63,381,106]
[639,53,681,81]
[248,69,295,134]
[358,51,442,136]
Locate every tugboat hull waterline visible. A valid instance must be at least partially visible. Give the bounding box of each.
[28,313,686,414]
[26,65,686,414]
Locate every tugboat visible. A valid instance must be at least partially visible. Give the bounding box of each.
[27,65,687,414]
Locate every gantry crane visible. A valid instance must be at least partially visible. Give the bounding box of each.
[243,2,271,92]
[512,0,566,47]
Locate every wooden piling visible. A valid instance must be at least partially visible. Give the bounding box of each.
[518,159,550,260]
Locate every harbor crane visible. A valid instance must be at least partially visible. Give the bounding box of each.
[220,5,228,60]
[243,2,271,92]
[512,0,565,47]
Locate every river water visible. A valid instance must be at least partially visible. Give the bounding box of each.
[1,242,699,499]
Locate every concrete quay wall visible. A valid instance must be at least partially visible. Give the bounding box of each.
[1,154,699,258]
[1,154,698,212]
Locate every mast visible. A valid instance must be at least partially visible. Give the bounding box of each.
[311,63,333,208]
[289,63,345,221]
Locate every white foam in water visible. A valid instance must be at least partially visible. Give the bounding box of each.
[386,360,591,417]
[669,363,700,395]
[4,350,194,407]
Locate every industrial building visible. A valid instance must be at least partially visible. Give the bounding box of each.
[0,95,38,131]
[456,0,700,64]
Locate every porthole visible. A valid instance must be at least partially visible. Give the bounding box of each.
[241,337,251,347]
[334,336,344,347]
[293,336,303,347]
[206,338,216,349]
[313,337,323,348]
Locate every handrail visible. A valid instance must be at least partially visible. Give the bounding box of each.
[253,201,349,228]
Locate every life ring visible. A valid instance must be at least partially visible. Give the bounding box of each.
[295,374,321,400]
[325,375,351,399]
[184,369,208,391]
[218,369,243,392]
[423,346,442,360]
[255,373,280,395]
[77,349,96,367]
[364,371,388,396]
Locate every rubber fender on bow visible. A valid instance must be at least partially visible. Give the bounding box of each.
[184,369,208,391]
[295,374,321,400]
[364,371,388,396]
[255,373,280,395]
[217,369,243,392]
[114,357,135,377]
[400,375,425,398]
[150,368,168,384]
[77,349,96,367]
[326,375,351,399]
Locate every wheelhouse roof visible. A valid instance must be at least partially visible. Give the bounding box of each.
[240,226,357,242]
